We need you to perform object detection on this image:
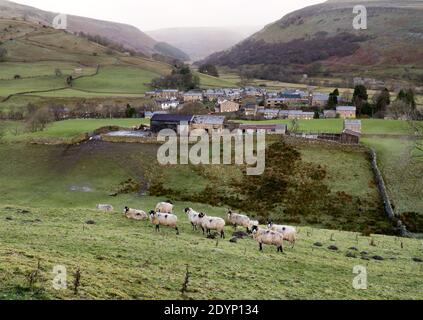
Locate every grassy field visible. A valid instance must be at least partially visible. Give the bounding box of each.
[0,122,422,299]
[361,137,423,215]
[1,203,422,300]
[1,119,149,143]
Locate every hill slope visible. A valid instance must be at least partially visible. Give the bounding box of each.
[147,26,260,61]
[0,0,188,59]
[201,0,423,83]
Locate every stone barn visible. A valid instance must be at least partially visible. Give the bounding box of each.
[341,129,361,144]
[191,115,226,133]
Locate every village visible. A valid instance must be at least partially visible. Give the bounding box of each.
[141,87,362,144]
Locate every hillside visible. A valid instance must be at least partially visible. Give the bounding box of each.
[0,138,421,299]
[201,0,423,84]
[0,19,230,107]
[147,26,260,61]
[0,0,188,60]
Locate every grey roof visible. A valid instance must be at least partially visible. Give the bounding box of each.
[337,106,357,111]
[151,114,193,122]
[192,115,226,125]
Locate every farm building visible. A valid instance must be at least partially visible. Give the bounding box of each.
[150,114,193,134]
[191,115,226,133]
[286,110,314,120]
[239,124,287,135]
[184,91,203,103]
[341,129,361,144]
[344,119,362,133]
[336,106,357,119]
[217,100,240,113]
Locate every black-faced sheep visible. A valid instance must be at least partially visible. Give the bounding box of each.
[124,207,147,221]
[184,208,201,231]
[268,221,297,248]
[252,226,284,253]
[149,210,179,235]
[227,210,252,232]
[198,213,226,239]
[155,201,174,214]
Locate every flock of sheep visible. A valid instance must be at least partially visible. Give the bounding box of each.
[122,201,298,253]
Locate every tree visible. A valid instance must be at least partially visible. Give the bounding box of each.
[352,85,368,115]
[397,88,416,110]
[198,64,219,77]
[176,102,208,115]
[25,106,53,132]
[327,89,339,108]
[151,64,200,91]
[373,88,390,118]
[125,104,136,118]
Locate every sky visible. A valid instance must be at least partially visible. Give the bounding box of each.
[12,0,324,31]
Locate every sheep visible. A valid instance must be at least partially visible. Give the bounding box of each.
[251,226,284,253]
[198,213,226,239]
[248,220,259,231]
[155,201,174,214]
[268,221,297,248]
[124,207,147,221]
[149,210,179,235]
[227,210,252,232]
[184,208,201,231]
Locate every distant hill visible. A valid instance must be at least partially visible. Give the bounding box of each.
[0,0,188,60]
[201,0,423,84]
[147,26,260,61]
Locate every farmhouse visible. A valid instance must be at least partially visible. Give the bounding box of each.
[258,108,281,120]
[241,103,259,117]
[184,91,203,103]
[336,106,357,119]
[239,124,287,135]
[285,110,314,120]
[191,115,226,133]
[266,98,285,107]
[150,114,193,133]
[217,100,240,113]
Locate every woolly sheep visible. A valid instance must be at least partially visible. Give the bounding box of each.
[184,208,201,231]
[252,226,284,253]
[155,201,174,214]
[149,210,179,235]
[124,207,147,221]
[268,221,297,248]
[227,210,252,232]
[198,213,226,239]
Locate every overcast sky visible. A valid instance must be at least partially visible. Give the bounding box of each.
[13,0,324,31]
